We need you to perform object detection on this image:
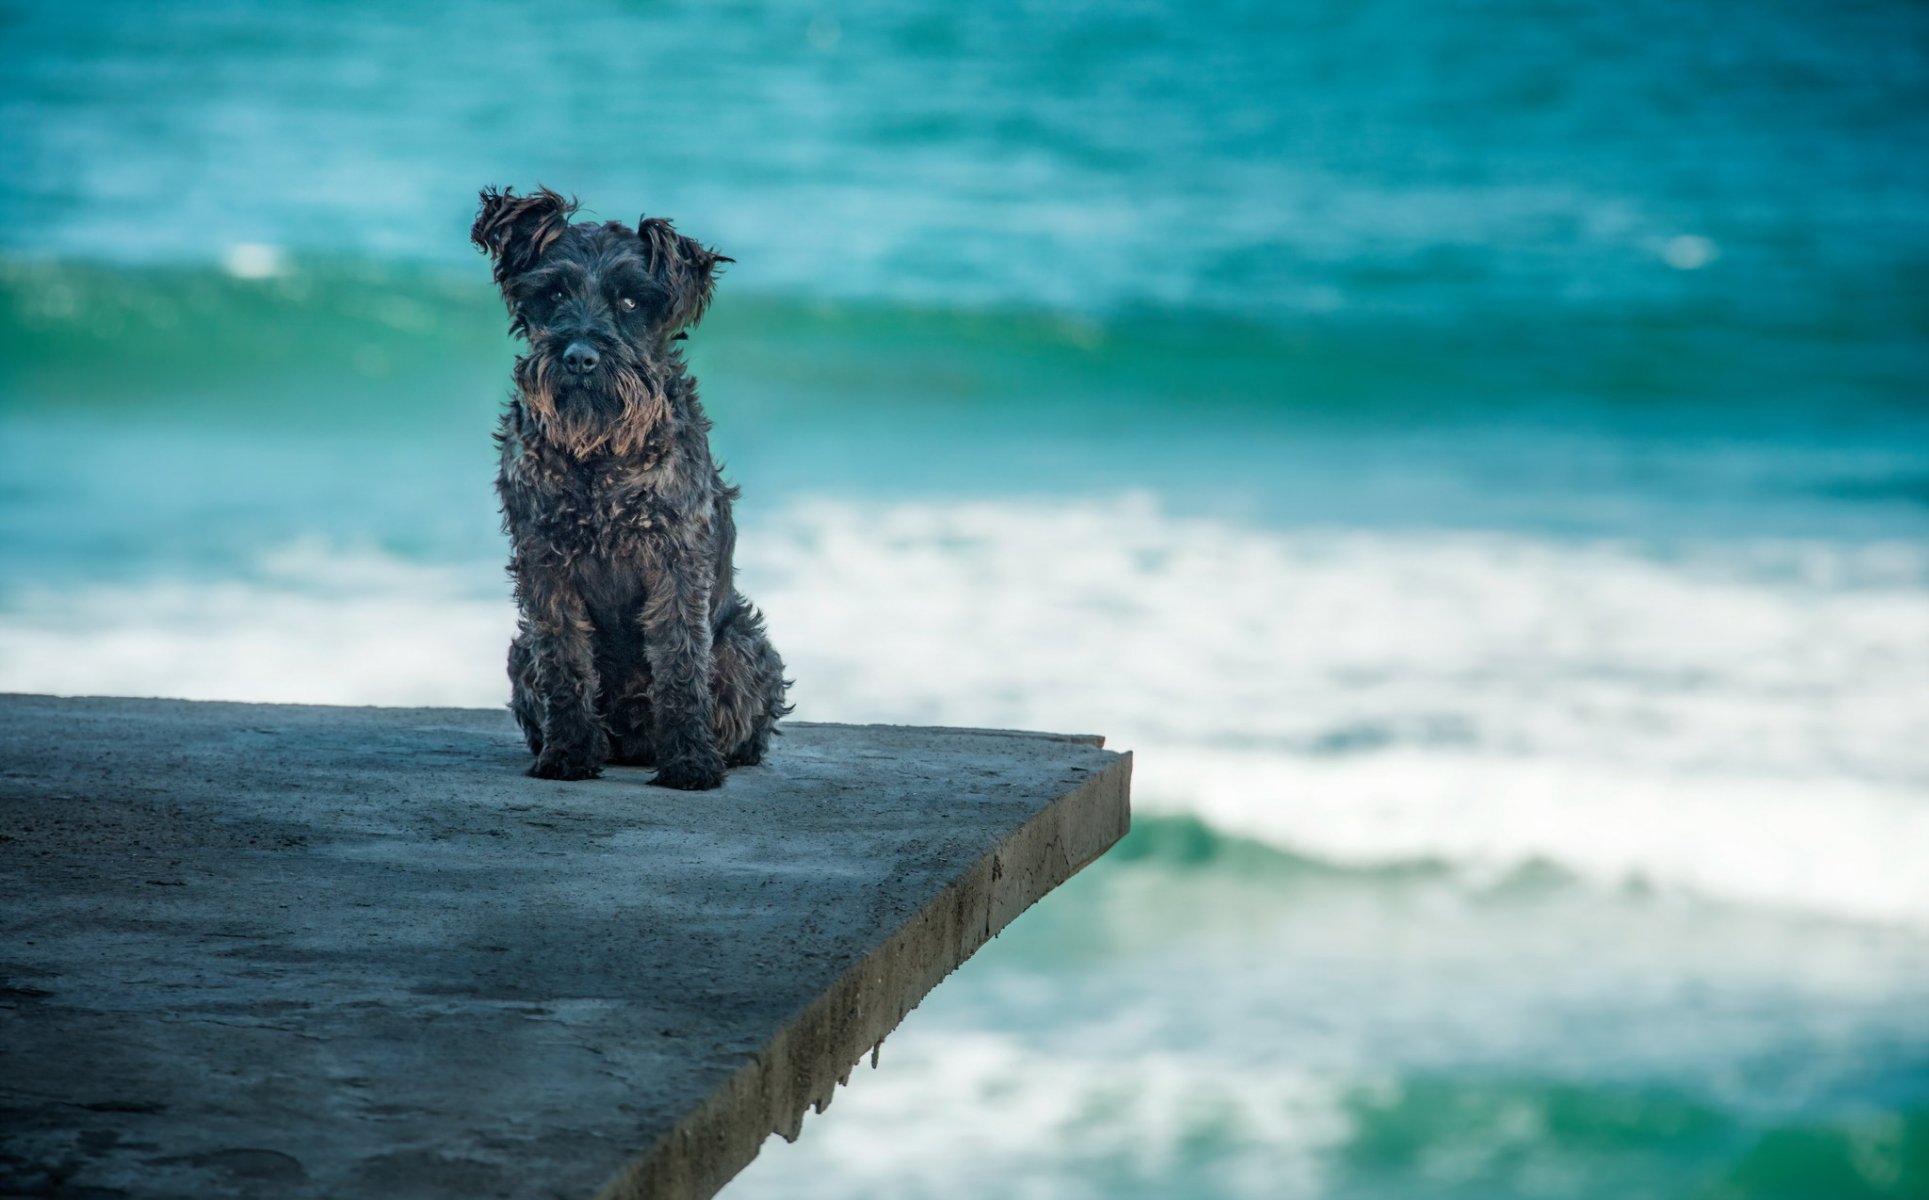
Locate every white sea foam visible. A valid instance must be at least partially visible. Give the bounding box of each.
[725,1030,1349,1200]
[3,496,1925,924]
[0,539,515,707]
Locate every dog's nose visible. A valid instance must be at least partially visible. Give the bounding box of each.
[563,342,599,374]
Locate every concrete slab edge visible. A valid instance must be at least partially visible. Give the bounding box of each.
[592,751,1133,1200]
[789,721,1107,749]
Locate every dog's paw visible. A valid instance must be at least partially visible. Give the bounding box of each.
[649,757,726,791]
[529,753,603,782]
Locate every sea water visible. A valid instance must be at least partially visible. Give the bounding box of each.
[3,2,1927,1195]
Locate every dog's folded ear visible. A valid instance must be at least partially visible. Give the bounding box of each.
[637,216,733,332]
[472,186,578,286]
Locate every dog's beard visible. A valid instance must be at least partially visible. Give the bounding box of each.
[515,348,670,460]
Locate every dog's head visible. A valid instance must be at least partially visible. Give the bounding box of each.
[471,186,729,458]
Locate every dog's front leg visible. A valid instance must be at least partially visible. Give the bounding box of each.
[519,573,608,781]
[641,563,725,791]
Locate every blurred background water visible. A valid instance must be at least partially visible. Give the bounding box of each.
[4,1,1928,1195]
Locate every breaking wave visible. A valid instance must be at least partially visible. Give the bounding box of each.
[4,494,1924,927]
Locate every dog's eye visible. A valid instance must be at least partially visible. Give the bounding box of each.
[619,297,638,312]
[551,290,565,302]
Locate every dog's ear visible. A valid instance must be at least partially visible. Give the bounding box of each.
[637,216,732,331]
[472,186,578,286]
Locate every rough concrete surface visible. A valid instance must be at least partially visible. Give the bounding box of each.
[0,694,1131,1199]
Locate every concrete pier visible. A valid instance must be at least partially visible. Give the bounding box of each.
[0,694,1130,1199]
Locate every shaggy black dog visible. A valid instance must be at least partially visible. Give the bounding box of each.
[472,186,789,789]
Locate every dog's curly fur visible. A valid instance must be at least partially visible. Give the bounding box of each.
[473,186,789,789]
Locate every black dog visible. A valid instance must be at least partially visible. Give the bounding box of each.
[472,187,789,789]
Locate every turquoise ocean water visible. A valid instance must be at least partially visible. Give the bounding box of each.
[4,2,1928,1195]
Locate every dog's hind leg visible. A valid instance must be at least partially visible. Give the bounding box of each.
[711,596,790,768]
